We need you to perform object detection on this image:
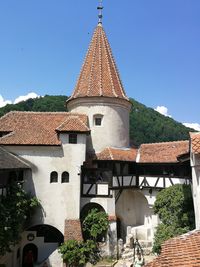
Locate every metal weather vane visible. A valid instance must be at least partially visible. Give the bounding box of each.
[97,0,103,24]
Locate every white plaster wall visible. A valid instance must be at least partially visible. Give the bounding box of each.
[81,196,116,216]
[191,154,200,230]
[6,133,86,234]
[116,190,150,227]
[68,98,131,152]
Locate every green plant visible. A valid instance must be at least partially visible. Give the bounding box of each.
[59,208,109,266]
[82,208,109,242]
[0,181,39,255]
[59,239,100,267]
[153,184,195,254]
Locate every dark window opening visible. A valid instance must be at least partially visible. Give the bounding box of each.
[69,134,77,144]
[95,117,102,126]
[61,172,69,183]
[50,171,58,183]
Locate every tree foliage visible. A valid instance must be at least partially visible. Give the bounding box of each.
[0,181,39,255]
[0,95,68,117]
[82,208,109,242]
[129,98,195,145]
[0,95,195,145]
[153,184,195,254]
[59,239,100,267]
[59,208,109,266]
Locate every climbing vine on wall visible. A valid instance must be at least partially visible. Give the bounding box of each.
[0,181,39,255]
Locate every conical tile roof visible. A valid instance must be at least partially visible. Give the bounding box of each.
[68,24,129,101]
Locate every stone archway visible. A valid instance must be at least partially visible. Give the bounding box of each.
[22,224,64,266]
[80,202,106,241]
[116,189,149,240]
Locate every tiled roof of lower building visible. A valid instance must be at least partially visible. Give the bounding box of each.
[139,140,189,163]
[0,111,89,146]
[145,230,200,267]
[0,146,30,169]
[190,132,200,154]
[95,147,138,162]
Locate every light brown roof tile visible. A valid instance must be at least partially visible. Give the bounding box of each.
[0,112,89,146]
[139,141,189,163]
[95,147,138,162]
[144,230,200,267]
[56,116,90,133]
[190,132,200,154]
[67,24,129,103]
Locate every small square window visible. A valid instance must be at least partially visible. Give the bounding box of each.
[69,134,77,144]
[95,117,102,126]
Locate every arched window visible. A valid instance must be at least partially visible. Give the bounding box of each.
[61,172,69,183]
[50,171,58,183]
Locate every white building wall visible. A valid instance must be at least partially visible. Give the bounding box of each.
[67,97,131,152]
[191,153,200,230]
[6,133,87,234]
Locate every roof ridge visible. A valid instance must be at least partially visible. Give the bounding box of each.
[108,147,114,160]
[87,27,98,96]
[102,29,127,99]
[76,117,90,131]
[141,140,189,146]
[101,28,117,97]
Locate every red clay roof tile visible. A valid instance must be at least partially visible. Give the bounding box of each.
[67,24,130,103]
[139,141,189,163]
[56,116,90,133]
[95,147,138,162]
[0,111,89,145]
[145,230,200,267]
[190,132,200,154]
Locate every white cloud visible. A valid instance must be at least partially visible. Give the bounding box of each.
[0,95,12,108]
[183,123,200,131]
[155,106,172,117]
[14,92,39,104]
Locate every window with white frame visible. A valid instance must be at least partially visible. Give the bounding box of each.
[93,114,103,126]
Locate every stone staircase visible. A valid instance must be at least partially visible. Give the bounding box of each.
[120,225,154,262]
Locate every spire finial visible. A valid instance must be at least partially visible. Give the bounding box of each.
[97,0,103,24]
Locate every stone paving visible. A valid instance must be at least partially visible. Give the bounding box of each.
[114,255,156,267]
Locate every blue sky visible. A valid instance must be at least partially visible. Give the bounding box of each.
[0,0,200,129]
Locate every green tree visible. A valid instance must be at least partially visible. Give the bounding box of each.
[153,184,195,254]
[0,181,39,255]
[59,208,109,266]
[82,208,109,242]
[59,239,100,267]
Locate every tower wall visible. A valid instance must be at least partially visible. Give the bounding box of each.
[67,97,132,152]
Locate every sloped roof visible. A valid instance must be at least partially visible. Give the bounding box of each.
[145,230,200,267]
[56,116,90,133]
[0,146,30,169]
[139,141,189,163]
[68,24,129,102]
[0,112,89,146]
[95,147,138,162]
[190,132,200,154]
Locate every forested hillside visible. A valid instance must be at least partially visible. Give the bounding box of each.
[0,95,194,146]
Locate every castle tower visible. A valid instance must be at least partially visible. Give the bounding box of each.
[67,17,132,153]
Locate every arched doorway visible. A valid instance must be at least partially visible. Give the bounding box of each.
[22,224,64,266]
[22,243,38,267]
[116,189,149,240]
[80,202,106,241]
